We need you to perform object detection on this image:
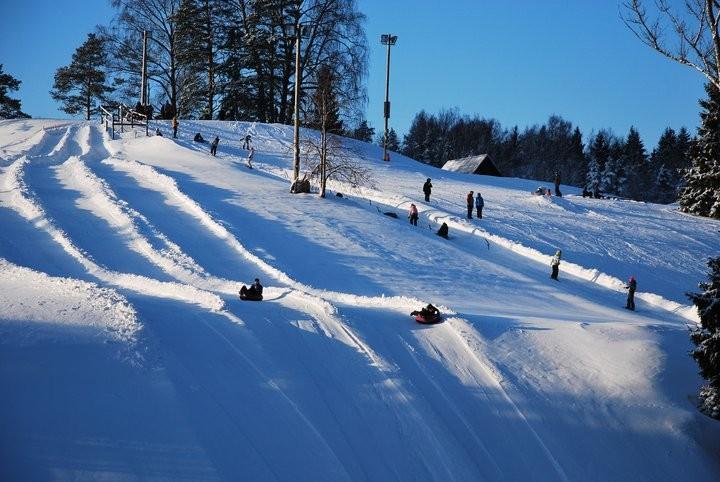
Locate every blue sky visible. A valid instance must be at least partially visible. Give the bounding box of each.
[0,0,707,148]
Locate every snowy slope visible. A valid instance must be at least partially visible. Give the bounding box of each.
[1,118,718,481]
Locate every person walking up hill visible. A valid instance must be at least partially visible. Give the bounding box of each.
[423,178,432,202]
[466,191,474,219]
[550,249,562,280]
[408,203,419,226]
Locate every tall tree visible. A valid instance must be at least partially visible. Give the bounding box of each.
[349,119,374,142]
[51,33,113,120]
[174,0,223,119]
[622,126,649,199]
[0,65,29,119]
[688,257,720,419]
[586,130,611,194]
[679,84,720,218]
[302,64,371,198]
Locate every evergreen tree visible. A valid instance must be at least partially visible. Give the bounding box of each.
[679,84,720,219]
[174,0,223,119]
[0,65,30,119]
[622,126,649,200]
[688,257,720,419]
[349,120,374,142]
[385,128,400,152]
[586,131,611,194]
[51,33,113,120]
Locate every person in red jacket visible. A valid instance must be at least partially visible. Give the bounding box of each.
[466,191,474,219]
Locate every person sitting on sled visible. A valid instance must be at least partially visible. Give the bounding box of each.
[240,278,263,298]
[411,303,439,318]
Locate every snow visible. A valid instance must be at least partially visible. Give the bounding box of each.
[1,118,719,480]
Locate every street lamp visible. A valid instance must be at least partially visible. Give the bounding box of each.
[380,33,397,162]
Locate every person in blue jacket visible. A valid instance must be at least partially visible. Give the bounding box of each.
[475,192,484,219]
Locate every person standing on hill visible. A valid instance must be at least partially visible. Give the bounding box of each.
[408,203,419,226]
[423,178,432,202]
[466,191,474,219]
[243,134,252,150]
[554,171,562,197]
[172,115,179,138]
[210,136,219,156]
[625,276,637,310]
[475,192,484,219]
[550,249,562,280]
[247,146,255,168]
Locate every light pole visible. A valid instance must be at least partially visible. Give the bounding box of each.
[380,34,397,162]
[140,30,150,106]
[291,23,311,192]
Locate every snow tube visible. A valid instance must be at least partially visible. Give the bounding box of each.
[414,312,442,325]
[239,293,263,301]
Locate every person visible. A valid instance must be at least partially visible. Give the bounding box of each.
[243,134,252,150]
[240,278,263,299]
[554,171,562,197]
[411,303,439,319]
[593,181,601,199]
[582,187,591,198]
[550,249,562,280]
[466,191,474,219]
[423,178,432,202]
[194,132,205,143]
[210,136,219,156]
[155,127,163,137]
[625,276,637,310]
[172,115,178,138]
[247,146,255,168]
[437,222,449,239]
[408,203,419,226]
[475,192,484,219]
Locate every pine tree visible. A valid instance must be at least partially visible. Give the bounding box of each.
[350,120,374,142]
[622,126,649,200]
[386,128,400,152]
[51,33,113,120]
[0,65,30,119]
[679,84,720,219]
[586,131,611,194]
[174,0,223,119]
[688,257,720,419]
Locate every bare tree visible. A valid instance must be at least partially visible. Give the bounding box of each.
[300,65,372,197]
[621,0,720,90]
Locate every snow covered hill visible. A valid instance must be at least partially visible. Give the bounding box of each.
[1,118,719,481]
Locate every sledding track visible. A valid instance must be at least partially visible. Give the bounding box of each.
[1,120,719,481]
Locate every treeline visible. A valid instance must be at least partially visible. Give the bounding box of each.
[53,0,367,123]
[400,109,692,204]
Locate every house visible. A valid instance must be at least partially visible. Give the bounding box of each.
[441,154,502,177]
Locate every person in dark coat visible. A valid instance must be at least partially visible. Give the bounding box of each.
[466,191,474,219]
[550,249,561,280]
[554,171,562,197]
[242,134,252,150]
[408,203,419,226]
[423,178,432,202]
[210,136,219,156]
[411,303,439,319]
[194,132,205,142]
[475,192,484,219]
[155,127,163,137]
[437,222,449,239]
[240,278,263,299]
[625,276,637,310]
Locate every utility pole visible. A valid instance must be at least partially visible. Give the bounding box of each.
[380,34,397,162]
[292,23,302,189]
[140,30,149,106]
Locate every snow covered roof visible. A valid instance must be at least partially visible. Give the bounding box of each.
[441,154,501,176]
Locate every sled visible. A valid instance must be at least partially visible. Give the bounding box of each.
[412,312,442,325]
[239,292,263,301]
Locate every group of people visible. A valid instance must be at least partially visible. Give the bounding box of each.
[466,191,484,219]
[158,123,256,165]
[412,178,486,227]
